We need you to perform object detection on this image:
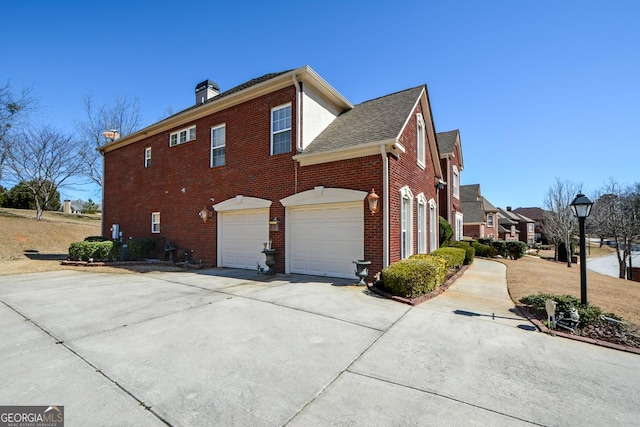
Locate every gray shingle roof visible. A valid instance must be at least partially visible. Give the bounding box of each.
[513,207,546,221]
[436,130,459,155]
[461,200,485,222]
[303,86,424,155]
[460,184,480,202]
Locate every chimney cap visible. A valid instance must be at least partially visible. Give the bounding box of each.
[195,79,220,92]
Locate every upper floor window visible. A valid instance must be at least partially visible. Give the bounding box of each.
[416,114,426,168]
[211,124,225,167]
[151,212,160,233]
[528,223,534,233]
[169,125,196,147]
[487,214,494,227]
[452,166,460,199]
[144,147,151,168]
[271,104,291,155]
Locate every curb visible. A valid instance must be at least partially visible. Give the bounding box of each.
[517,304,640,355]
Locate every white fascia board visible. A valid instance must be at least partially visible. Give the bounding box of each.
[100,65,352,153]
[293,138,399,167]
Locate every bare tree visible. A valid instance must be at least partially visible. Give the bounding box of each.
[77,94,142,188]
[5,125,83,220]
[543,178,582,267]
[0,81,35,184]
[589,180,640,278]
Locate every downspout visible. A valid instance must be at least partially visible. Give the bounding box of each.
[381,145,389,268]
[292,75,301,194]
[99,149,105,237]
[446,157,451,224]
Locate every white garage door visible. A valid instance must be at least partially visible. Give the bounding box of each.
[220,209,269,270]
[289,202,363,278]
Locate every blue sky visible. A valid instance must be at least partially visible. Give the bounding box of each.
[2,0,639,209]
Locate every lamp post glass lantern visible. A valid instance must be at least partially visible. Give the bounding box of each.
[570,193,593,305]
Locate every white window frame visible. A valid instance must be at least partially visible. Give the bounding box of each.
[429,198,438,251]
[528,223,534,233]
[416,193,427,254]
[210,124,226,167]
[151,212,160,233]
[487,213,494,227]
[455,213,464,241]
[416,114,426,168]
[169,125,196,147]
[144,147,151,168]
[271,103,292,155]
[400,186,414,259]
[452,165,460,199]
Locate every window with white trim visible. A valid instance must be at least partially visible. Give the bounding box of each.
[144,147,151,168]
[416,193,427,254]
[528,223,534,233]
[151,212,160,233]
[452,166,460,199]
[455,213,464,241]
[429,199,438,251]
[416,114,426,168]
[487,214,494,227]
[271,104,291,155]
[400,186,414,259]
[169,125,196,147]
[210,124,225,167]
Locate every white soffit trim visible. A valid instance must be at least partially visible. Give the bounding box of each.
[293,139,401,166]
[280,187,367,207]
[213,195,272,211]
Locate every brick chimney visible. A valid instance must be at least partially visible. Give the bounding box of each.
[195,80,220,105]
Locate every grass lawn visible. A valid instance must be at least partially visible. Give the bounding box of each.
[501,254,640,325]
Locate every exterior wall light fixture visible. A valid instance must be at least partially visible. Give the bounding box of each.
[269,217,281,231]
[367,189,380,215]
[199,206,212,223]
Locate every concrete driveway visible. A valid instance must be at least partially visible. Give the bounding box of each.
[1,259,638,426]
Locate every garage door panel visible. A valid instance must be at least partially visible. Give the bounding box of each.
[289,203,363,278]
[221,209,268,270]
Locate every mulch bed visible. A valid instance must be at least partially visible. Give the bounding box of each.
[60,259,214,270]
[367,265,469,306]
[518,304,640,355]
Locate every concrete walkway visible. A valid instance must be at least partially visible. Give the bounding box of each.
[1,259,639,426]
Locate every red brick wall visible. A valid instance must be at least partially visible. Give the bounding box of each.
[388,102,439,264]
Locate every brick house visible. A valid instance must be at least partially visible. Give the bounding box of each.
[498,207,535,245]
[512,207,547,244]
[459,184,499,239]
[100,66,444,279]
[436,130,464,240]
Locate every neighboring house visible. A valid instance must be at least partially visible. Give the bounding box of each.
[63,199,96,214]
[459,184,499,239]
[436,130,464,241]
[99,66,444,279]
[497,207,535,244]
[497,208,520,241]
[512,207,547,244]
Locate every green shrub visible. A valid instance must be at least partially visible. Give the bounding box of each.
[471,241,496,257]
[427,247,466,270]
[381,257,447,298]
[439,216,453,247]
[447,241,475,264]
[128,237,156,260]
[69,241,114,261]
[519,293,626,328]
[505,241,527,260]
[490,240,508,258]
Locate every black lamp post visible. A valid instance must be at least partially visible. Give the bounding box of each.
[570,193,594,305]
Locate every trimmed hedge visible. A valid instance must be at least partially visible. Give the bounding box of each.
[69,241,114,261]
[447,241,475,265]
[505,241,526,259]
[472,241,496,257]
[427,247,466,270]
[439,216,453,247]
[381,256,447,298]
[68,237,155,261]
